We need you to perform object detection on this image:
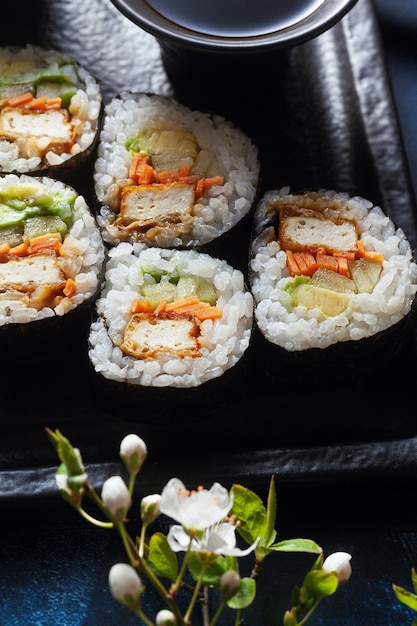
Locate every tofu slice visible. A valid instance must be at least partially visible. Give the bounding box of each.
[279,207,358,254]
[121,311,201,359]
[0,107,73,155]
[0,253,66,293]
[117,182,195,231]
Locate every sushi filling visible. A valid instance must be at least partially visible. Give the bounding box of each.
[0,174,105,324]
[0,45,102,172]
[94,93,259,248]
[250,188,417,351]
[89,244,253,388]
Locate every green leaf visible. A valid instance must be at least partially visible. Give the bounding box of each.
[227,577,256,609]
[49,429,85,477]
[148,532,178,581]
[303,570,338,598]
[393,584,417,612]
[269,538,322,554]
[264,475,277,547]
[231,484,268,546]
[187,552,227,586]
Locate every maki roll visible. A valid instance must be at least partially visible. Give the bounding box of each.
[0,174,105,348]
[88,243,254,422]
[249,187,417,373]
[0,44,102,178]
[93,92,260,250]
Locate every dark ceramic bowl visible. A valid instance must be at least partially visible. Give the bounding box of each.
[110,0,359,54]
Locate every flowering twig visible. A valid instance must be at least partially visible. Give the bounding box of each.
[46,428,352,626]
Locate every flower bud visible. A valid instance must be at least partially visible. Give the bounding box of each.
[101,476,132,522]
[120,434,147,473]
[220,570,241,601]
[141,494,161,524]
[322,551,352,585]
[155,609,177,625]
[109,563,143,609]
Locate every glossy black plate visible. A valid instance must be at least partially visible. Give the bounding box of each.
[1,0,417,503]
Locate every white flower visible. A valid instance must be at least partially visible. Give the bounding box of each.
[159,478,233,533]
[120,434,147,472]
[156,609,177,625]
[109,563,143,609]
[322,552,352,585]
[141,494,161,524]
[166,521,258,557]
[101,476,132,522]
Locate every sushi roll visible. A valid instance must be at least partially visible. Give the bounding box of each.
[93,92,260,250]
[88,243,254,422]
[0,44,102,179]
[249,187,417,375]
[0,173,105,353]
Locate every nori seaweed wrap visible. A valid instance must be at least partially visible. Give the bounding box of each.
[88,242,254,422]
[249,187,417,376]
[0,44,102,181]
[93,92,260,251]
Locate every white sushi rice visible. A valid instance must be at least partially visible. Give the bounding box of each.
[0,174,105,325]
[250,187,417,351]
[0,44,102,173]
[93,93,260,248]
[88,243,254,387]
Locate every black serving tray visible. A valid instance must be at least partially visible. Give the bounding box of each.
[1,0,417,501]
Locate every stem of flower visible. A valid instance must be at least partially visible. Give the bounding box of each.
[171,538,193,595]
[128,469,139,496]
[75,505,114,529]
[115,523,184,623]
[209,598,226,626]
[138,522,148,558]
[234,608,243,626]
[298,597,322,625]
[135,607,155,626]
[184,563,208,624]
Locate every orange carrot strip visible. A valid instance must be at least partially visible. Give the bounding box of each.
[165,299,222,321]
[204,176,224,189]
[337,256,350,277]
[293,252,308,275]
[7,92,34,107]
[179,164,191,177]
[26,96,47,109]
[356,239,383,262]
[131,299,154,314]
[165,295,200,311]
[316,252,339,273]
[363,250,384,262]
[63,278,77,297]
[0,243,10,254]
[286,250,301,277]
[29,232,62,255]
[138,163,156,184]
[9,240,29,256]
[356,240,366,257]
[154,300,167,314]
[195,178,205,199]
[45,97,62,109]
[129,153,150,182]
[156,169,179,183]
[179,175,199,185]
[302,251,318,276]
[333,250,356,261]
[183,305,221,320]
